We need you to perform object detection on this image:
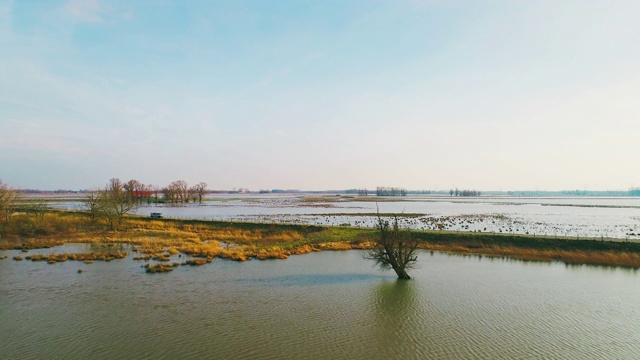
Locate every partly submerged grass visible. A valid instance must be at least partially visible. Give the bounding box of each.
[23,252,127,264]
[2,210,640,269]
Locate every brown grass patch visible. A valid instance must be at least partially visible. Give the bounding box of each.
[420,243,640,268]
[23,252,127,264]
[184,258,209,266]
[145,263,175,273]
[4,210,640,270]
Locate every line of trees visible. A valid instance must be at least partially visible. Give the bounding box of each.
[83,178,138,230]
[0,178,211,232]
[449,188,481,197]
[162,180,208,204]
[83,178,209,230]
[376,187,407,196]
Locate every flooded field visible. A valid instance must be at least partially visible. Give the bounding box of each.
[2,247,640,359]
[100,195,640,240]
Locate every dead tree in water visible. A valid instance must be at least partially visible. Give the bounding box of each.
[365,212,420,280]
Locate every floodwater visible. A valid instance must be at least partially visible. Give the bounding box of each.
[119,195,640,240]
[2,247,640,359]
[51,194,640,239]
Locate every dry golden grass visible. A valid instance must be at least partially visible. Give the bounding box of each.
[254,247,289,260]
[4,211,640,269]
[203,228,303,244]
[315,241,374,251]
[145,263,175,273]
[316,242,354,251]
[184,258,209,266]
[178,242,223,258]
[290,244,315,255]
[419,243,640,268]
[218,247,249,261]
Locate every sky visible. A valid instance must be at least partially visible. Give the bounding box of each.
[1,0,639,191]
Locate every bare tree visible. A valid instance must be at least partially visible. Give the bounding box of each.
[376,186,408,196]
[364,211,420,280]
[171,180,189,203]
[101,178,137,230]
[123,179,136,199]
[83,189,103,224]
[193,182,207,203]
[24,200,49,225]
[139,183,152,204]
[151,184,161,203]
[0,179,20,222]
[162,184,176,203]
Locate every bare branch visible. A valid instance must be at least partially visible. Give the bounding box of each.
[364,207,420,280]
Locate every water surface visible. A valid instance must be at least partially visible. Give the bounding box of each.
[2,249,639,359]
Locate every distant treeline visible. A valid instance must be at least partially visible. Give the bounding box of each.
[375,187,407,197]
[14,186,640,197]
[449,189,481,197]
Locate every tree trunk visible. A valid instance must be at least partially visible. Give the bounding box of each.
[393,266,411,280]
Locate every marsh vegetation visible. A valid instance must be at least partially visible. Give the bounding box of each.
[2,207,640,272]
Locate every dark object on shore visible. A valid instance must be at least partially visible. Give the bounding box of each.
[150,212,163,219]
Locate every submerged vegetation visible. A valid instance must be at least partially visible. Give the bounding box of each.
[2,207,640,272]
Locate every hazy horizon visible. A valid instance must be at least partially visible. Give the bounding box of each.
[2,1,639,191]
[13,184,638,194]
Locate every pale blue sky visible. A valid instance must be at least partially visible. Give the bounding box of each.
[1,0,639,191]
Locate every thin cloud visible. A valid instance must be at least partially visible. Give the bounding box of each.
[65,0,105,23]
[65,0,132,23]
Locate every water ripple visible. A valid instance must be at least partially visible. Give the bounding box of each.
[2,250,640,359]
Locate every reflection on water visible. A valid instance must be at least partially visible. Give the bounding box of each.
[2,249,640,359]
[241,273,383,287]
[370,280,425,358]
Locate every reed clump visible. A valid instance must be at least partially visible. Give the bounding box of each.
[184,258,208,266]
[145,263,175,273]
[177,242,222,261]
[218,247,249,261]
[419,242,640,268]
[290,244,315,255]
[204,228,304,244]
[22,252,127,264]
[316,241,373,251]
[254,247,289,260]
[152,253,172,262]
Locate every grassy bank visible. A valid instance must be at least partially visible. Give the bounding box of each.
[2,210,640,269]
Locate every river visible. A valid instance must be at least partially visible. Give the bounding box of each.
[2,246,639,359]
